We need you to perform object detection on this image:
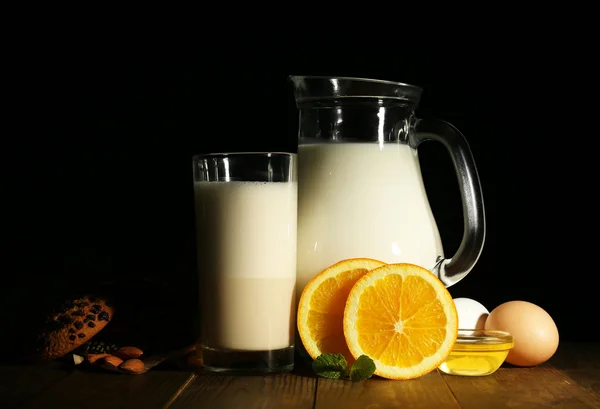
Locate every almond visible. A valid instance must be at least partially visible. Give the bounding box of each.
[92,355,124,373]
[85,353,110,364]
[113,346,144,360]
[119,358,145,374]
[102,355,124,368]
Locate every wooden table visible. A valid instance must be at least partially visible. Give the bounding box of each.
[2,342,599,409]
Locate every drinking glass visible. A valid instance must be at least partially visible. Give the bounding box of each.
[192,152,297,373]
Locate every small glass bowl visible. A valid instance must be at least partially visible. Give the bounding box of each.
[439,329,514,376]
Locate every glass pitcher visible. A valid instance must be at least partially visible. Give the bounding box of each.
[290,76,485,299]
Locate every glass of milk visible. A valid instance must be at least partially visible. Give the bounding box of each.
[192,152,297,373]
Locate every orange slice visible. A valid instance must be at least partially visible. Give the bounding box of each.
[297,258,386,364]
[343,263,458,380]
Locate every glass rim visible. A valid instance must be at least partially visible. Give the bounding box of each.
[192,152,296,161]
[289,75,423,91]
[289,75,423,104]
[456,329,514,344]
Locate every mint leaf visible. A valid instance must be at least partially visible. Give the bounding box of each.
[312,353,349,379]
[349,355,376,382]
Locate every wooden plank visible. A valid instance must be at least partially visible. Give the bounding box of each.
[19,369,194,409]
[314,370,461,409]
[442,365,600,409]
[549,342,600,400]
[169,373,316,409]
[0,362,72,409]
[562,370,600,400]
[549,342,600,370]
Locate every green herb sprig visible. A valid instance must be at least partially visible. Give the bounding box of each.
[312,353,376,382]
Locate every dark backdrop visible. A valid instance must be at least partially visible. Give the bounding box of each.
[6,45,598,353]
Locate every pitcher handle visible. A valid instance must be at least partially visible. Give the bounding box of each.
[413,118,486,287]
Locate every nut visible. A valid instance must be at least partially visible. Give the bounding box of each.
[85,353,110,364]
[96,355,124,372]
[73,354,84,365]
[119,358,145,374]
[89,354,123,372]
[114,346,144,360]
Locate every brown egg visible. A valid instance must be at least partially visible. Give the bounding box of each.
[484,300,559,367]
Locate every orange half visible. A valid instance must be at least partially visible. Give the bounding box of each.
[343,263,458,380]
[297,258,386,364]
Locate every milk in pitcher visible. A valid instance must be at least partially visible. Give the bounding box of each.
[296,142,444,298]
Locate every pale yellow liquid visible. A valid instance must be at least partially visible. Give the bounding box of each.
[439,342,513,376]
[296,143,444,300]
[194,181,297,351]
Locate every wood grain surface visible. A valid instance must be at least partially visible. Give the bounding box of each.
[3,342,600,409]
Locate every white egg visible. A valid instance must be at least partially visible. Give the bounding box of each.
[453,298,489,329]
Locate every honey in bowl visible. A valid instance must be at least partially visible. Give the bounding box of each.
[438,329,514,376]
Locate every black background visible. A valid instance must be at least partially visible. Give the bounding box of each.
[5,41,599,351]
